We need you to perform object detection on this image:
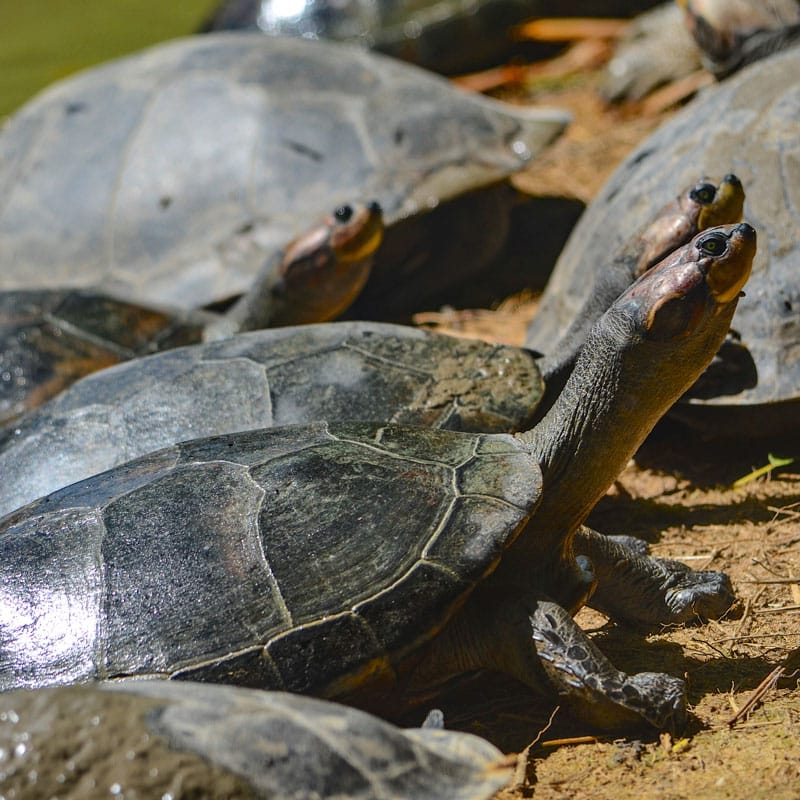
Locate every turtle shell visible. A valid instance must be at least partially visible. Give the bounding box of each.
[0,422,540,694]
[0,33,566,312]
[0,321,543,518]
[201,0,666,74]
[0,681,512,800]
[527,46,800,433]
[0,289,210,425]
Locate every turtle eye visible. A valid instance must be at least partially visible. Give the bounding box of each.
[698,231,727,256]
[334,205,354,223]
[690,182,716,205]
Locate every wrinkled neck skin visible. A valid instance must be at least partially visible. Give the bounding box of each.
[537,248,639,416]
[501,296,739,598]
[223,250,284,332]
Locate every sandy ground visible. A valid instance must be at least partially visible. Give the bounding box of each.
[415,61,800,800]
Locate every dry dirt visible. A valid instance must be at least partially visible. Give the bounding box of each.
[414,59,800,800]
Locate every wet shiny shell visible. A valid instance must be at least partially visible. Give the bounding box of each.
[0,681,512,800]
[0,33,566,311]
[528,47,800,424]
[202,0,665,75]
[0,422,540,693]
[0,289,209,425]
[0,321,543,518]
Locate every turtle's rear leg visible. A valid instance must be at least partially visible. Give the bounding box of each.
[575,527,735,627]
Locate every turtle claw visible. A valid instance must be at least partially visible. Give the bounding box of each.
[530,600,688,734]
[662,566,735,623]
[575,528,736,627]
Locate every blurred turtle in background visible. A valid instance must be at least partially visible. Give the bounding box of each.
[201,0,666,74]
[0,202,383,425]
[601,2,702,102]
[678,0,800,77]
[0,682,514,800]
[529,47,800,437]
[0,34,568,317]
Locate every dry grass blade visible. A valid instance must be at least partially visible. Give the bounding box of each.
[513,18,627,42]
[539,735,603,748]
[753,604,800,615]
[640,70,713,114]
[451,38,611,93]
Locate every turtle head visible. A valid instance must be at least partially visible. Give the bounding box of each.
[624,221,756,341]
[272,201,384,324]
[636,174,745,275]
[520,223,755,539]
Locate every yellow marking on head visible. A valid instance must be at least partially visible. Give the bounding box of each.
[698,178,745,229]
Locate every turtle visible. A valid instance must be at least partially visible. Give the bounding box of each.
[0,174,741,516]
[678,0,800,78]
[601,1,703,103]
[0,201,384,426]
[0,33,568,318]
[526,47,800,436]
[531,172,744,411]
[0,222,755,733]
[199,0,666,76]
[0,681,513,800]
[0,321,544,518]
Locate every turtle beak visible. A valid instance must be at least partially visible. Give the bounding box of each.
[706,222,756,304]
[697,173,745,229]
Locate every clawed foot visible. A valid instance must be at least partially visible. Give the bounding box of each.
[576,528,735,626]
[531,600,687,734]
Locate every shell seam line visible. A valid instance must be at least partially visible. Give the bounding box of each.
[40,310,138,358]
[341,342,433,377]
[245,471,293,628]
[106,68,182,274]
[330,431,479,471]
[95,512,109,680]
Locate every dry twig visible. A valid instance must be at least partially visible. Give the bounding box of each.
[726,665,785,727]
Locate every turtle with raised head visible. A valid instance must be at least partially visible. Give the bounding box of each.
[0,175,743,517]
[530,173,744,412]
[0,201,383,425]
[0,681,513,800]
[528,46,800,436]
[0,34,568,319]
[0,222,755,733]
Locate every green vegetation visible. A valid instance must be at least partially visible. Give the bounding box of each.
[0,0,217,117]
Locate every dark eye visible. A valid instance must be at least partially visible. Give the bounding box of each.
[699,232,727,256]
[690,183,716,205]
[334,205,353,222]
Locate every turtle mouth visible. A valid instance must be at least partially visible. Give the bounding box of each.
[697,173,745,230]
[704,222,756,303]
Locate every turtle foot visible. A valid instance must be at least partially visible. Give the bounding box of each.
[531,600,687,734]
[575,527,736,627]
[658,561,735,622]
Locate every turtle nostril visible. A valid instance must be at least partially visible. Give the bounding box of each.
[367,200,382,214]
[723,173,742,187]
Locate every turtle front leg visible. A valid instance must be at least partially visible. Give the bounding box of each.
[410,586,687,734]
[531,599,687,733]
[574,527,735,627]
